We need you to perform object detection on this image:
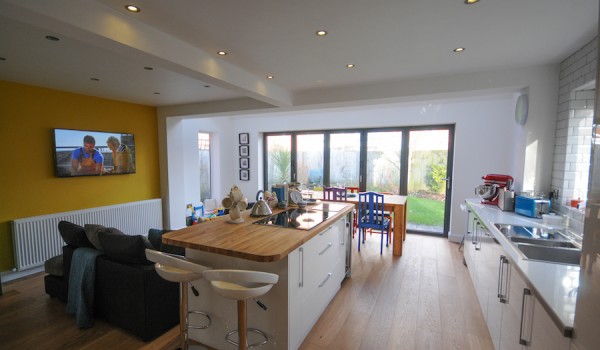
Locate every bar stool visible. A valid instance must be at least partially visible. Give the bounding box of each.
[145,249,212,350]
[202,269,279,350]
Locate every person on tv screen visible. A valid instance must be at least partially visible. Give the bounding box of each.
[71,135,103,175]
[106,136,134,174]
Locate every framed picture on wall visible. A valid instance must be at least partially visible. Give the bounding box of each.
[239,157,249,169]
[239,133,249,144]
[240,169,249,181]
[239,145,249,157]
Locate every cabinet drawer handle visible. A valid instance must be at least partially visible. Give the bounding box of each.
[318,272,333,287]
[519,288,532,346]
[299,247,304,287]
[319,226,333,236]
[319,243,333,255]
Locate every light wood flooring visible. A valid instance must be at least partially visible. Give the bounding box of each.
[0,234,493,350]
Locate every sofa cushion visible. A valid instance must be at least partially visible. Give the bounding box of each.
[58,221,94,248]
[147,228,185,255]
[84,224,106,251]
[44,254,64,276]
[97,227,153,264]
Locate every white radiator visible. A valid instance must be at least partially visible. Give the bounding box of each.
[11,199,162,271]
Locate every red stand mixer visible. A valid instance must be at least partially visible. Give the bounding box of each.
[475,174,514,205]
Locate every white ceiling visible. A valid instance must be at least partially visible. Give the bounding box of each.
[0,0,597,108]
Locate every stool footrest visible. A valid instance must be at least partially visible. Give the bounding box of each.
[226,328,268,349]
[187,310,211,330]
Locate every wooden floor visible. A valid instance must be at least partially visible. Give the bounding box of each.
[0,234,493,350]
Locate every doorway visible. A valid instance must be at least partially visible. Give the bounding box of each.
[405,127,454,236]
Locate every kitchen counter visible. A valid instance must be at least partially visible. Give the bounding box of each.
[162,204,354,262]
[465,199,579,335]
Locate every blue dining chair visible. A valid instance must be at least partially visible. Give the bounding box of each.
[357,192,391,254]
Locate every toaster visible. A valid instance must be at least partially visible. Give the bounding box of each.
[515,195,551,218]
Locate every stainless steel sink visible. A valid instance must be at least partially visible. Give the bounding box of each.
[516,243,581,265]
[510,236,578,248]
[494,223,581,265]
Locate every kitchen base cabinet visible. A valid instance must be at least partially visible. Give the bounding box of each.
[463,201,571,350]
[528,298,571,350]
[288,217,348,349]
[499,257,528,350]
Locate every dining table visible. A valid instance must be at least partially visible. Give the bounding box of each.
[303,190,408,256]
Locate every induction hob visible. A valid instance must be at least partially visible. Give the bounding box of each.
[253,208,334,230]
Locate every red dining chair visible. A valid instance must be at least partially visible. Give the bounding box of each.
[357,192,390,254]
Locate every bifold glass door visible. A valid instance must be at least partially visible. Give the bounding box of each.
[264,125,454,236]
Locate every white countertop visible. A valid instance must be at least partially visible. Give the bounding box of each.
[465,199,579,334]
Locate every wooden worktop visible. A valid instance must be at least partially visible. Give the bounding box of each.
[162,204,354,262]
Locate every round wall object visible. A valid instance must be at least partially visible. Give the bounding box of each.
[515,94,529,125]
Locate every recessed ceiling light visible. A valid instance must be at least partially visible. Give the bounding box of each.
[453,47,465,53]
[204,85,211,88]
[464,0,480,4]
[153,92,160,95]
[267,75,274,79]
[217,51,228,56]
[45,35,60,41]
[125,5,140,12]
[90,77,100,81]
[316,30,328,36]
[346,64,356,68]
[144,66,154,70]
[0,57,6,61]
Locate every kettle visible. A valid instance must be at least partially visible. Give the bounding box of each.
[250,190,273,217]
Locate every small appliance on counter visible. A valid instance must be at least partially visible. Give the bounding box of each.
[497,187,515,211]
[474,174,514,205]
[514,193,551,218]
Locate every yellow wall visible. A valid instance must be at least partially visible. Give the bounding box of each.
[0,81,161,271]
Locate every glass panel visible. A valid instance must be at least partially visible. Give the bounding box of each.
[266,135,291,189]
[198,132,211,201]
[296,134,324,189]
[407,130,449,234]
[329,133,360,188]
[366,131,402,193]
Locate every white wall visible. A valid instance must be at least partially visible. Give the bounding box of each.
[158,64,560,239]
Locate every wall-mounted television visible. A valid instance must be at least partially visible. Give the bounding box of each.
[53,128,136,177]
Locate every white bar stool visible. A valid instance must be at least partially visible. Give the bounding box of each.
[202,269,279,350]
[145,249,212,350]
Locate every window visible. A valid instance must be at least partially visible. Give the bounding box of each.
[297,134,324,188]
[198,132,211,201]
[266,134,292,190]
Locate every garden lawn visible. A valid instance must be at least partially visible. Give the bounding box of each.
[407,196,445,227]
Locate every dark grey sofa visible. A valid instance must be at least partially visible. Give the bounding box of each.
[44,226,183,341]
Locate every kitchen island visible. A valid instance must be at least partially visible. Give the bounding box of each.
[162,203,354,349]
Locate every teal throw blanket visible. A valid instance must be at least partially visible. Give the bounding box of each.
[66,247,104,328]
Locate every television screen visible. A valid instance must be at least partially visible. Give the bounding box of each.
[53,128,136,177]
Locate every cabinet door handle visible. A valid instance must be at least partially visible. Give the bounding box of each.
[318,272,333,287]
[519,288,532,346]
[319,243,333,255]
[497,255,505,299]
[500,256,510,303]
[299,247,304,287]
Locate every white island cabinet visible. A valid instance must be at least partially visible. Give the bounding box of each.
[163,205,353,350]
